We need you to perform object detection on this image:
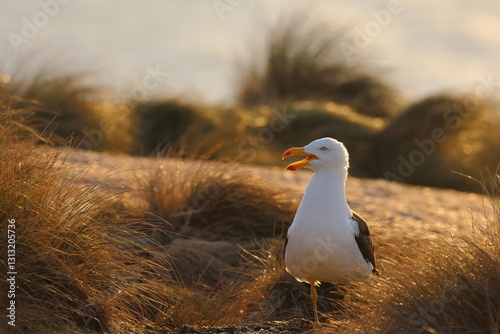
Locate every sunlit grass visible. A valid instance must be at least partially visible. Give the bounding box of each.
[336,175,500,334]
[2,101,500,333]
[373,94,500,192]
[1,59,500,333]
[138,159,295,242]
[0,107,171,333]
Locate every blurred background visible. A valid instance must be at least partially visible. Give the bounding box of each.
[1,0,499,192]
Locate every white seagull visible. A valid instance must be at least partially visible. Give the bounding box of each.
[282,137,377,326]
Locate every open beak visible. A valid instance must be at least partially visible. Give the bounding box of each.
[282,147,318,171]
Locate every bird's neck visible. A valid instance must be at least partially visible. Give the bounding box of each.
[299,168,351,219]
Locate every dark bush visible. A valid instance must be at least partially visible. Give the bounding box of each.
[271,102,383,176]
[369,94,500,192]
[132,100,217,156]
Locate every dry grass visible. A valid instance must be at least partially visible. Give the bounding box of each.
[371,94,500,192]
[1,109,105,332]
[2,95,500,333]
[160,239,241,287]
[0,107,172,333]
[139,159,296,242]
[0,104,301,333]
[336,176,500,333]
[0,67,99,142]
[235,11,401,118]
[0,61,134,152]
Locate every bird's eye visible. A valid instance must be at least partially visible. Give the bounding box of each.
[320,146,328,151]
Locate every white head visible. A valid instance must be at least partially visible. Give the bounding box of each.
[282,137,349,172]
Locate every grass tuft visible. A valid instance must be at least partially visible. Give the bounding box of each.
[2,89,500,333]
[0,107,170,332]
[341,175,500,334]
[139,160,296,242]
[235,11,401,118]
[0,68,100,143]
[371,94,500,192]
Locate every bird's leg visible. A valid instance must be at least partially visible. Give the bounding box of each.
[310,282,320,325]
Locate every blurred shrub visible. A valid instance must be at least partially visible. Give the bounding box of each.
[254,101,384,175]
[370,94,500,192]
[0,70,102,145]
[132,100,219,156]
[236,13,401,118]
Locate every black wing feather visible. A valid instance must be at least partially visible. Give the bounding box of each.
[351,211,378,275]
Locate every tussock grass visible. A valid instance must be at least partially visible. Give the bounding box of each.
[0,62,133,152]
[0,67,100,142]
[160,280,252,329]
[236,12,401,118]
[0,108,172,332]
[1,110,105,332]
[340,176,500,333]
[139,160,295,242]
[161,239,241,287]
[3,94,500,333]
[372,94,500,192]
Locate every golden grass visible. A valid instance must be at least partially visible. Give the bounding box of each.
[139,159,296,242]
[0,106,302,332]
[0,68,99,141]
[336,176,500,333]
[2,98,500,333]
[0,63,133,152]
[372,94,500,192]
[0,107,171,333]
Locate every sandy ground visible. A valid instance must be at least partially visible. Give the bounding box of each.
[46,148,495,333]
[54,147,492,242]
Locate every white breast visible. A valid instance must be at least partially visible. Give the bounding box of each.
[285,217,372,284]
[284,171,373,285]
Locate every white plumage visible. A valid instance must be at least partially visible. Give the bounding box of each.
[282,137,377,325]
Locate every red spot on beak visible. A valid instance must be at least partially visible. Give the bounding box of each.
[281,147,317,171]
[282,150,292,159]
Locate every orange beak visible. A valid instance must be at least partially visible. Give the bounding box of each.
[282,147,318,171]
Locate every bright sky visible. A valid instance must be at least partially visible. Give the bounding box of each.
[1,0,499,104]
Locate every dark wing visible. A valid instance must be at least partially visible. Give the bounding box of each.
[351,211,378,275]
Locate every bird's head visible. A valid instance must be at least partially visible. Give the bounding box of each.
[282,137,349,172]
